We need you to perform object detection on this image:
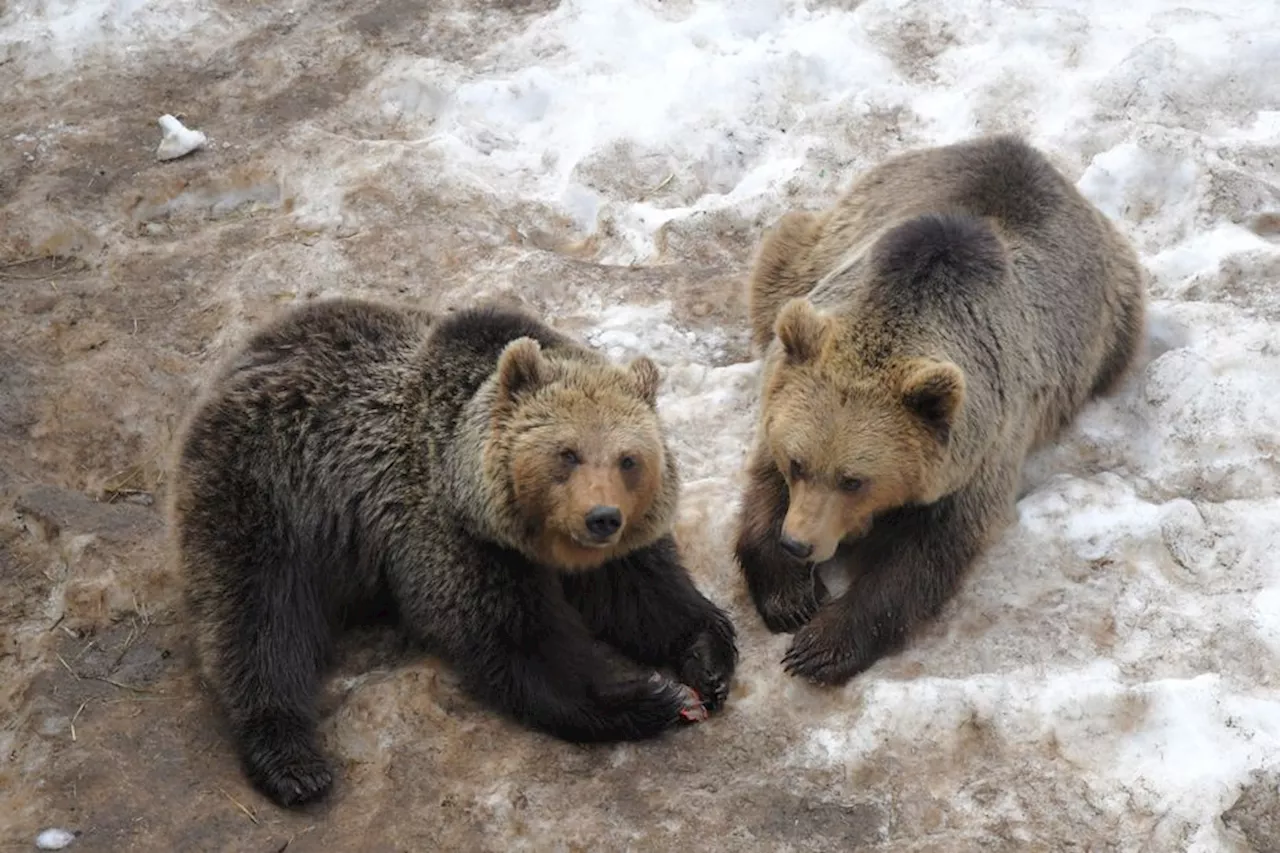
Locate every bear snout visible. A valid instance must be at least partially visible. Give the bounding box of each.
[779,532,814,561]
[584,505,623,541]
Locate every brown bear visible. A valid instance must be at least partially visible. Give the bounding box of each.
[169,297,737,807]
[734,134,1145,685]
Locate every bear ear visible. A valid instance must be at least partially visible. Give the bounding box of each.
[496,337,548,402]
[774,298,830,364]
[628,356,661,407]
[901,358,965,442]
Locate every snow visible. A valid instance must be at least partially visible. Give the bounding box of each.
[34,828,75,850]
[155,114,208,161]
[4,0,1280,848]
[0,0,222,78]
[437,0,1279,846]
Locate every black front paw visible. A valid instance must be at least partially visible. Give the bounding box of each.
[737,536,821,634]
[678,615,738,713]
[781,604,882,686]
[592,674,691,740]
[756,579,821,634]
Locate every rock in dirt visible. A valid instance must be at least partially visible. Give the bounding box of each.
[1221,770,1280,852]
[15,485,162,544]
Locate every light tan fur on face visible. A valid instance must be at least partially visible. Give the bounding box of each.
[765,300,964,563]
[489,338,670,572]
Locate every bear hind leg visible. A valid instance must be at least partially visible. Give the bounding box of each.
[1090,261,1146,399]
[194,551,334,808]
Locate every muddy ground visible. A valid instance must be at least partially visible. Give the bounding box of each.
[0,3,833,851]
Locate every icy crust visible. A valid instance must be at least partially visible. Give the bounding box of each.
[0,0,228,78]
[354,0,1280,263]
[538,2,1280,848]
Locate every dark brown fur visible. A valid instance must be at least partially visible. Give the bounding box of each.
[169,298,737,807]
[735,134,1146,684]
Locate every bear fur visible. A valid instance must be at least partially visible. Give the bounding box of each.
[735,134,1145,685]
[169,297,738,807]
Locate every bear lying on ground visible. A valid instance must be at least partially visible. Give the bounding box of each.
[169,298,738,807]
[735,134,1145,685]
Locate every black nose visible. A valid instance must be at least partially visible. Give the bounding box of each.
[584,505,623,540]
[779,534,813,560]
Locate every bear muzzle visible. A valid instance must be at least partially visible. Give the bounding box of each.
[582,505,624,544]
[779,533,814,561]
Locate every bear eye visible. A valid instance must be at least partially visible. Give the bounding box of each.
[619,455,637,471]
[839,476,864,494]
[789,459,805,480]
[561,449,580,466]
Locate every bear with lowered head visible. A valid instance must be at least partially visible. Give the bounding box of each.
[170,298,737,808]
[735,134,1145,685]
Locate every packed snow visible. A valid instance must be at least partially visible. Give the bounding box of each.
[34,828,76,851]
[4,0,1279,849]
[414,6,1280,845]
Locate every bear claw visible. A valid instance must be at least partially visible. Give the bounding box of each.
[599,674,692,738]
[781,621,867,686]
[676,687,710,723]
[678,627,736,712]
[239,714,334,808]
[758,586,820,634]
[263,763,334,808]
[246,749,333,808]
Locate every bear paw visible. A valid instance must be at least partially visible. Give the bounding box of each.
[593,674,694,739]
[677,622,737,713]
[253,756,334,809]
[781,616,872,686]
[756,582,822,634]
[239,714,334,808]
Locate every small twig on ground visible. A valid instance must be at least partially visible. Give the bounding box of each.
[0,257,88,280]
[56,653,159,693]
[103,487,153,504]
[134,592,152,628]
[274,825,316,852]
[104,464,145,493]
[0,256,50,269]
[70,701,88,742]
[639,172,676,202]
[110,621,141,671]
[88,674,156,694]
[55,653,81,680]
[216,786,261,825]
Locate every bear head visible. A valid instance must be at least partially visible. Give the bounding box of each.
[485,337,677,572]
[761,297,965,564]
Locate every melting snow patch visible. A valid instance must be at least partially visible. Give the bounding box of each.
[583,302,731,366]
[155,114,208,161]
[35,829,76,850]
